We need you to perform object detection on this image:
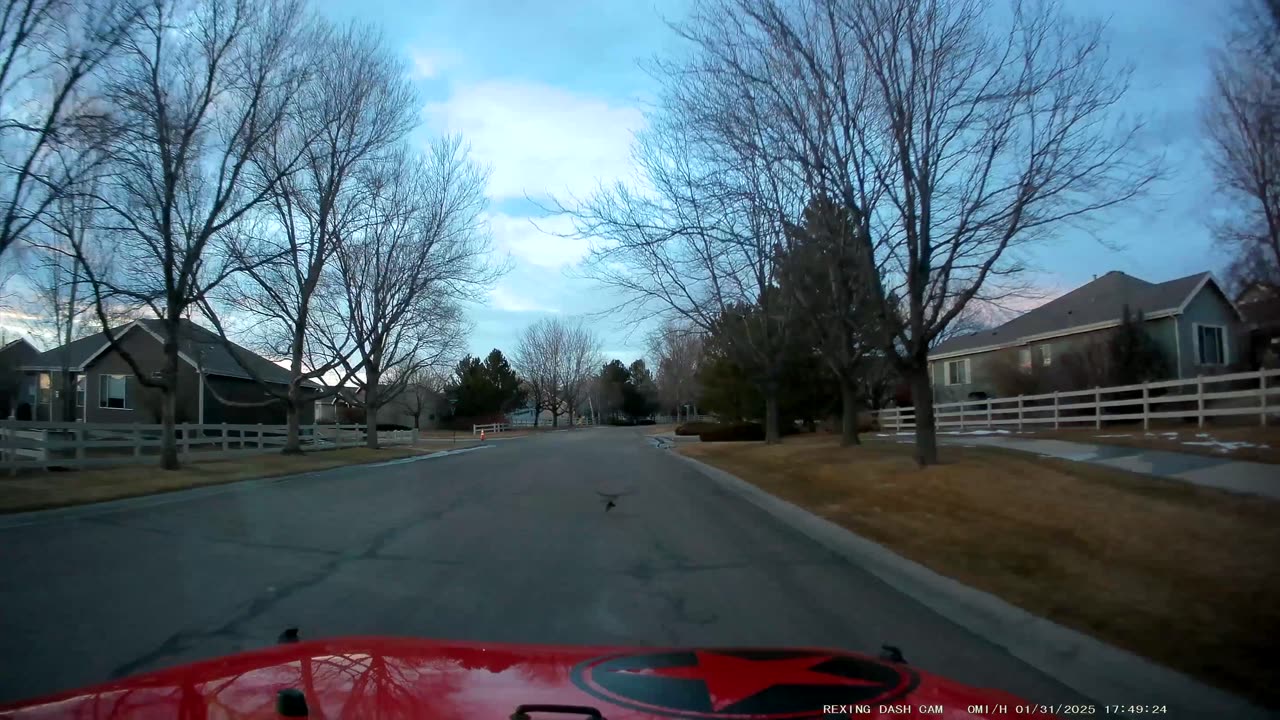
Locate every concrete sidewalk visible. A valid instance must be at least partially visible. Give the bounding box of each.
[930,433,1279,500]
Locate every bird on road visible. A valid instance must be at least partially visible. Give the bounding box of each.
[597,490,631,512]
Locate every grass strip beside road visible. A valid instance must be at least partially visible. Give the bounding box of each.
[0,445,469,514]
[678,435,1280,708]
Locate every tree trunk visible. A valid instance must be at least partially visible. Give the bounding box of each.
[283,400,303,455]
[365,379,380,449]
[908,365,938,466]
[159,379,179,469]
[763,381,780,444]
[61,369,76,421]
[839,376,862,447]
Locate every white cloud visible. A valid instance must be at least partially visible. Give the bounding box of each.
[488,213,591,270]
[408,47,453,79]
[487,285,560,314]
[423,80,645,200]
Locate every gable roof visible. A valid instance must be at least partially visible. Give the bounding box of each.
[24,319,309,387]
[929,271,1233,359]
[0,337,39,357]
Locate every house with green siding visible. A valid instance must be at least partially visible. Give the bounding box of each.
[927,272,1245,403]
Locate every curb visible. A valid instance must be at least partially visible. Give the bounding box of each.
[0,445,494,529]
[668,451,1271,720]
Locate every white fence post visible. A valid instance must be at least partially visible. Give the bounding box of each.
[75,427,85,465]
[1142,382,1150,431]
[257,423,264,450]
[1196,376,1205,429]
[1053,391,1060,430]
[181,424,191,457]
[986,400,992,428]
[959,401,965,430]
[1094,387,1102,430]
[221,423,228,452]
[1016,396,1023,431]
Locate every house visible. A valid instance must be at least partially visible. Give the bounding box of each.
[0,337,40,419]
[1236,282,1280,368]
[928,271,1245,402]
[19,319,318,424]
[314,384,445,429]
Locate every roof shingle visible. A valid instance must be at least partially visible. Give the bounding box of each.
[25,319,301,386]
[930,271,1212,357]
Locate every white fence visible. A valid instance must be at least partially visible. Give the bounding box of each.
[0,422,418,473]
[873,368,1280,432]
[472,422,511,435]
[653,414,713,424]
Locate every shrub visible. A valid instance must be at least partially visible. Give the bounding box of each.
[675,421,720,436]
[698,423,765,442]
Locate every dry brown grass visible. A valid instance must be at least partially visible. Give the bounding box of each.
[0,446,435,514]
[1019,424,1280,464]
[679,435,1280,707]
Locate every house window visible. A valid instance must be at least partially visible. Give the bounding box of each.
[99,374,130,409]
[1018,348,1031,370]
[37,373,51,406]
[1037,344,1052,367]
[76,375,85,407]
[1195,324,1226,365]
[945,359,969,385]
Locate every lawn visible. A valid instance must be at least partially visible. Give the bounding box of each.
[1017,424,1280,464]
[0,445,445,514]
[678,435,1280,708]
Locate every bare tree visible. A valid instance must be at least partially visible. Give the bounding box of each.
[389,365,446,430]
[214,21,418,453]
[313,139,495,449]
[564,100,802,443]
[72,0,315,469]
[22,183,125,419]
[1204,0,1280,290]
[0,0,141,262]
[664,0,1158,463]
[647,320,702,421]
[512,316,566,427]
[558,319,602,426]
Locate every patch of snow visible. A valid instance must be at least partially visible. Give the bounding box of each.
[1181,440,1268,451]
[1161,432,1179,437]
[940,429,1011,436]
[1094,434,1133,438]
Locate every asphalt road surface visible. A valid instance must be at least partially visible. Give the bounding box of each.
[0,428,1089,706]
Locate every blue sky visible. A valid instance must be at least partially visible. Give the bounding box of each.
[311,0,1232,364]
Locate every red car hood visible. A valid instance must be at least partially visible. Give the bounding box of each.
[0,637,1058,719]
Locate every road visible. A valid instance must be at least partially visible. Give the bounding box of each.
[0,428,1088,706]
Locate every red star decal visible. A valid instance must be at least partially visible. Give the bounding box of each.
[614,651,879,711]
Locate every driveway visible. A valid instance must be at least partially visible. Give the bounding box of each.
[0,428,1089,706]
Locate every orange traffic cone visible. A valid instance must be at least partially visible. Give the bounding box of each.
[480,429,486,441]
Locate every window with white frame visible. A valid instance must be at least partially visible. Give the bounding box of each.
[945,358,969,385]
[99,374,130,409]
[1037,344,1052,367]
[1195,324,1225,365]
[1018,348,1031,370]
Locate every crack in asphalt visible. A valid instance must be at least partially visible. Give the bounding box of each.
[105,488,479,680]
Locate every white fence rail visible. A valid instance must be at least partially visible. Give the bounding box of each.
[0,422,418,473]
[472,422,511,435]
[873,368,1280,432]
[653,414,713,425]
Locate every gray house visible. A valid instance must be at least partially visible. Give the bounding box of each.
[928,271,1245,402]
[20,319,318,424]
